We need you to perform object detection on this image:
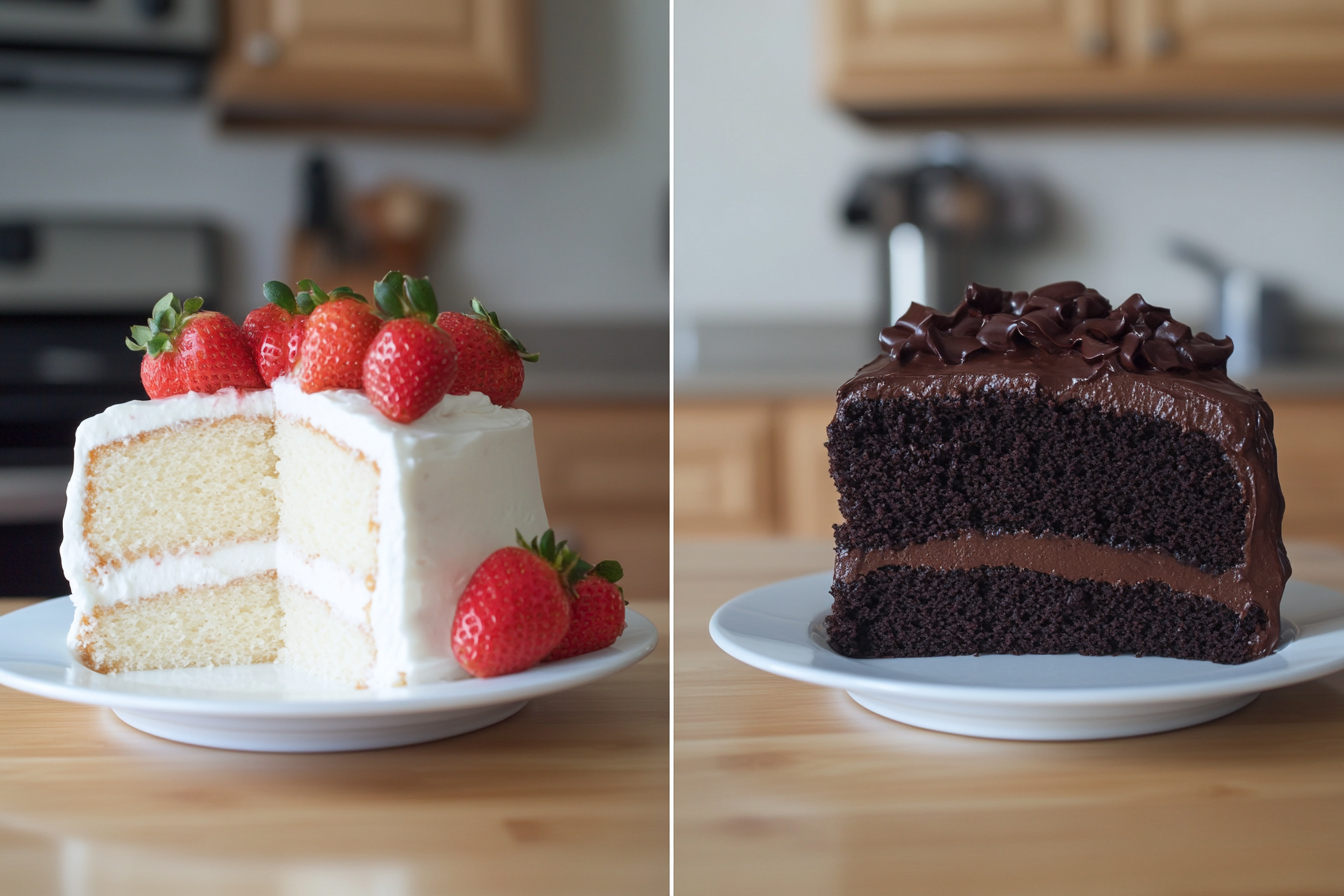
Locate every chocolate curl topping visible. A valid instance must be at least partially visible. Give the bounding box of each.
[879,281,1234,374]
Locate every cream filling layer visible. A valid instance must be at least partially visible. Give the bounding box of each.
[67,540,277,611]
[835,531,1260,616]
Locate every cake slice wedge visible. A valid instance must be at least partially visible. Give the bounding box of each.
[826,282,1290,664]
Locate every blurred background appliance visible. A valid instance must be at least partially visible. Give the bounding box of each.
[0,0,218,100]
[0,218,218,595]
[1172,238,1297,378]
[287,153,444,290]
[844,133,1050,331]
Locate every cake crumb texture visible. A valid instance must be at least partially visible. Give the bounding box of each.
[274,418,380,583]
[73,571,281,673]
[84,416,277,570]
[828,565,1268,665]
[278,582,377,687]
[828,393,1247,573]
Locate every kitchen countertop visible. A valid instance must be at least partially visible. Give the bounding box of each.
[676,538,1344,895]
[0,597,668,896]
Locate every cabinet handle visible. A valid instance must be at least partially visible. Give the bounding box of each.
[245,32,281,68]
[1078,29,1111,58]
[1147,26,1176,57]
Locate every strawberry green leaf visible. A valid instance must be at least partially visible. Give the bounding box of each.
[125,336,141,352]
[152,292,176,319]
[297,279,329,306]
[295,291,316,315]
[406,277,438,318]
[146,333,171,356]
[182,296,204,316]
[539,529,556,560]
[328,286,368,303]
[374,271,407,319]
[469,298,539,363]
[264,281,297,314]
[128,325,152,345]
[591,560,624,583]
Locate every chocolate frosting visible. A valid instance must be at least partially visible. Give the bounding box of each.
[837,281,1290,658]
[880,281,1234,373]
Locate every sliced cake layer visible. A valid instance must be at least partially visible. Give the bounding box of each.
[829,566,1268,664]
[62,389,279,669]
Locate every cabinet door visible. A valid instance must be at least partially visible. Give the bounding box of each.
[777,399,843,540]
[674,403,777,537]
[214,0,533,130]
[1134,0,1344,65]
[526,402,669,601]
[826,0,1117,110]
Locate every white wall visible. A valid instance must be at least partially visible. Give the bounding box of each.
[675,0,1344,331]
[0,1,669,324]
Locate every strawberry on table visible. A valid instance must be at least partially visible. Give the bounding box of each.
[436,299,538,407]
[545,560,627,661]
[126,293,264,398]
[450,530,587,678]
[362,271,458,423]
[298,289,383,393]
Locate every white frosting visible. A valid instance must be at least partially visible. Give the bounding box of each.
[61,388,276,614]
[272,377,550,686]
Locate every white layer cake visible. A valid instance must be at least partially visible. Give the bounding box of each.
[61,379,549,687]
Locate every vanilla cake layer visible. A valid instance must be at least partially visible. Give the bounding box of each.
[61,390,280,668]
[71,571,281,673]
[278,580,377,687]
[271,377,550,687]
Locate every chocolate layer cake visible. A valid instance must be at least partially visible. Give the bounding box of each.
[826,281,1290,664]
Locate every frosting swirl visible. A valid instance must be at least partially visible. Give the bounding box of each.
[880,281,1233,374]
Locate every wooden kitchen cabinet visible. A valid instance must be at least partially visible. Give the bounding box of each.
[524,401,669,600]
[825,0,1344,115]
[674,397,840,540]
[213,0,533,131]
[677,394,1344,547]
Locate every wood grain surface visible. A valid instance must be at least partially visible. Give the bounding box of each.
[0,597,668,896]
[675,538,1344,896]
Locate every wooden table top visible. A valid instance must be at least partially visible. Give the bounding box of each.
[0,597,668,896]
[675,539,1344,896]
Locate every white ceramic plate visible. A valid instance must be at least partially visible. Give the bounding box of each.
[709,572,1344,741]
[0,598,658,753]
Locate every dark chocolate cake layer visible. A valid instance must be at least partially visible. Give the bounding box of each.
[829,391,1246,572]
[828,565,1270,665]
[826,281,1291,662]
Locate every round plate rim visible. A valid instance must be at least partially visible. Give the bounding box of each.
[0,598,658,717]
[709,572,1344,706]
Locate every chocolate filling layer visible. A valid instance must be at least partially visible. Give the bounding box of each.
[834,532,1275,658]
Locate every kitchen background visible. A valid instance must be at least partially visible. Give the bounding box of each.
[674,0,1344,547]
[0,0,670,598]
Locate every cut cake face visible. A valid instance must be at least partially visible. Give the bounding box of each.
[61,379,549,686]
[825,281,1290,664]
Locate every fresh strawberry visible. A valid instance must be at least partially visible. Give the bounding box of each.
[362,272,458,422]
[139,348,184,399]
[545,560,627,661]
[298,296,382,393]
[436,299,538,406]
[127,294,264,398]
[451,530,587,678]
[363,319,457,422]
[242,281,313,385]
